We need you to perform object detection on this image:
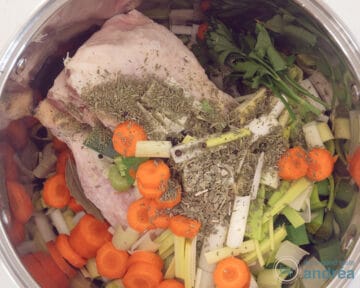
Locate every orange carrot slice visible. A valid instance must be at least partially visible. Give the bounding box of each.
[55,234,87,268]
[123,262,163,288]
[112,121,147,157]
[96,242,129,279]
[169,215,201,238]
[127,251,164,271]
[46,241,77,278]
[127,198,155,233]
[213,257,251,288]
[6,181,33,223]
[159,279,185,288]
[306,148,336,181]
[43,174,71,208]
[278,146,308,180]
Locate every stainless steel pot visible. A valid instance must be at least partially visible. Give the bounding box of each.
[0,0,359,287]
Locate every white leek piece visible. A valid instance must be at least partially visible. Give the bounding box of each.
[184,237,197,288]
[334,118,351,139]
[261,167,280,189]
[275,240,309,270]
[288,183,313,211]
[303,121,324,148]
[250,275,259,288]
[174,235,186,279]
[169,9,201,25]
[247,116,279,143]
[86,258,100,279]
[195,268,215,288]
[300,257,328,288]
[199,224,227,271]
[129,231,160,252]
[256,269,285,288]
[204,240,255,264]
[316,122,334,142]
[33,143,57,178]
[299,198,312,223]
[170,25,193,35]
[269,99,286,119]
[34,212,56,242]
[251,152,265,200]
[300,79,326,112]
[135,141,172,158]
[112,225,139,250]
[164,257,175,279]
[226,195,251,248]
[72,211,86,226]
[349,110,360,154]
[49,209,70,235]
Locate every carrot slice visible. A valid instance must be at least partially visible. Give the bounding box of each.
[153,214,171,229]
[127,197,155,233]
[21,254,54,288]
[169,215,201,238]
[52,137,68,152]
[96,242,129,279]
[278,146,309,180]
[69,214,111,259]
[213,257,251,288]
[127,251,164,271]
[6,181,33,223]
[197,23,209,41]
[123,262,163,288]
[46,241,77,278]
[43,174,71,208]
[155,186,182,209]
[55,234,87,268]
[136,160,171,190]
[68,197,84,213]
[6,219,25,245]
[0,142,19,180]
[112,121,147,157]
[32,251,70,288]
[6,119,28,151]
[159,279,185,288]
[349,147,360,187]
[306,148,336,181]
[56,149,73,174]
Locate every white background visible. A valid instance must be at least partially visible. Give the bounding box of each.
[0,0,359,287]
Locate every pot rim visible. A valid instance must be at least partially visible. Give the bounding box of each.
[0,0,359,287]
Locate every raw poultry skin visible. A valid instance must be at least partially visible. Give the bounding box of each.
[48,9,238,129]
[36,100,137,226]
[39,10,239,227]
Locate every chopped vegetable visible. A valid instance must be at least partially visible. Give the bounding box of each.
[256,269,285,288]
[316,122,334,142]
[204,240,255,265]
[112,121,148,157]
[6,219,25,246]
[127,251,164,271]
[46,241,77,278]
[108,165,132,192]
[306,148,336,181]
[6,180,33,223]
[55,234,86,268]
[69,214,111,259]
[136,159,171,199]
[334,118,351,139]
[49,209,70,235]
[213,257,251,288]
[281,206,305,228]
[135,140,172,158]
[197,23,208,41]
[96,242,129,279]
[43,174,71,208]
[52,137,68,152]
[56,149,73,174]
[0,142,19,180]
[68,197,84,213]
[184,236,197,288]
[112,225,139,250]
[278,147,308,180]
[34,212,56,242]
[285,224,310,246]
[86,258,100,279]
[159,279,184,288]
[275,240,309,269]
[349,147,360,187]
[302,121,324,149]
[127,197,154,232]
[226,195,251,248]
[170,215,201,238]
[122,262,163,288]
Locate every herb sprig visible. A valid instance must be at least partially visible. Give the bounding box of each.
[205,19,330,120]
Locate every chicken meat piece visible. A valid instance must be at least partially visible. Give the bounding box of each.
[35,99,137,226]
[48,9,238,130]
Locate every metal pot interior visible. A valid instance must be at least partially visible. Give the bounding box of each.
[0,0,359,287]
